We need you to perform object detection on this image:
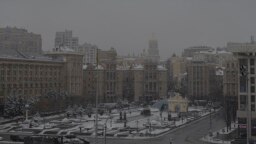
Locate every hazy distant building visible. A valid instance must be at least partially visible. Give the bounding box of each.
[0,27,42,54]
[55,30,79,51]
[227,40,256,139]
[182,46,214,57]
[147,35,160,62]
[0,46,83,114]
[79,43,98,65]
[98,47,117,63]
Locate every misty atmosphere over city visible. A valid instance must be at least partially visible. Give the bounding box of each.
[0,0,256,144]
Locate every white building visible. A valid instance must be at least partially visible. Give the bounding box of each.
[55,30,79,51]
[79,43,98,65]
[227,39,256,141]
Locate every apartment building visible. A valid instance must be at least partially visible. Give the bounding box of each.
[0,27,42,54]
[55,30,79,51]
[227,41,256,140]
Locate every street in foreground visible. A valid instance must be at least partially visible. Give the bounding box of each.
[87,109,225,144]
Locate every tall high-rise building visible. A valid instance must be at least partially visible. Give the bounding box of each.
[0,27,42,54]
[227,39,256,140]
[148,34,160,62]
[78,43,98,65]
[55,30,79,51]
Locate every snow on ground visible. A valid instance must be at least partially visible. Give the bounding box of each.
[201,121,236,144]
[0,106,213,139]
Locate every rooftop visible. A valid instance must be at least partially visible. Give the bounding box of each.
[0,47,62,62]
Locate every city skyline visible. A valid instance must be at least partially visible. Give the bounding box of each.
[1,0,256,59]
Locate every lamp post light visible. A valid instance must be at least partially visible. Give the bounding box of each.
[25,104,29,120]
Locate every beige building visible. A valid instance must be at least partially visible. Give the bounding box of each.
[133,61,168,102]
[0,55,64,101]
[167,54,187,91]
[168,93,189,113]
[116,65,134,102]
[0,27,42,54]
[83,61,167,103]
[98,48,117,63]
[83,64,105,103]
[187,61,217,100]
[223,57,239,102]
[45,50,83,96]
[133,64,145,102]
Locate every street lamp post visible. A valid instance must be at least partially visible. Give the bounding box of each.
[136,120,139,133]
[25,104,29,120]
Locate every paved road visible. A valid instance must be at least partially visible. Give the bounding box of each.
[89,109,225,144]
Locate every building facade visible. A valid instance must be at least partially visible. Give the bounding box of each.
[147,35,160,62]
[79,43,98,65]
[187,61,217,100]
[45,51,83,97]
[98,48,117,63]
[168,93,188,113]
[83,64,105,104]
[83,62,167,103]
[167,54,187,91]
[182,46,214,57]
[227,41,256,140]
[0,27,42,54]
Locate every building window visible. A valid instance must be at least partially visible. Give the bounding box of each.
[251,59,255,66]
[251,77,255,84]
[252,86,255,93]
[252,95,255,103]
[252,104,255,111]
[251,68,255,74]
[240,77,247,92]
[240,95,247,111]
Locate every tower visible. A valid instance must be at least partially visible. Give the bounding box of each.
[148,33,160,62]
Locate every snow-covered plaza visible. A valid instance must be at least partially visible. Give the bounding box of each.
[0,106,213,140]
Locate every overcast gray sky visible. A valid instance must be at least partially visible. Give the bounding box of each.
[1,0,256,59]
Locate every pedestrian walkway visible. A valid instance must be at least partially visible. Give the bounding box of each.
[201,122,238,144]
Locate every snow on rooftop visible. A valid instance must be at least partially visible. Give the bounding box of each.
[96,65,104,70]
[83,65,88,70]
[133,64,144,70]
[116,65,130,70]
[186,57,193,60]
[157,65,167,71]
